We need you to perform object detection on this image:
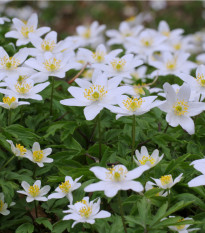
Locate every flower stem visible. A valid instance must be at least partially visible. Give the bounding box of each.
[131,114,136,162]
[34,200,38,218]
[164,123,169,133]
[2,155,15,168]
[8,110,11,126]
[118,191,128,233]
[97,113,102,160]
[50,76,55,116]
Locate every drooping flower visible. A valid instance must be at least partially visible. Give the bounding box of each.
[5,13,50,46]
[145,181,168,197]
[134,146,164,168]
[0,95,29,110]
[17,180,50,202]
[60,70,130,120]
[6,140,27,157]
[158,83,205,135]
[25,142,53,167]
[84,164,149,197]
[48,176,82,204]
[151,173,183,191]
[63,196,111,227]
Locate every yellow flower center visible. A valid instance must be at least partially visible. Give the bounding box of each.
[106,166,127,181]
[33,150,44,162]
[162,31,170,37]
[125,16,136,22]
[92,51,105,63]
[196,73,205,87]
[17,75,28,84]
[123,97,143,111]
[16,144,27,156]
[166,60,176,70]
[82,69,93,80]
[0,200,4,211]
[21,25,34,38]
[79,201,92,218]
[111,59,126,71]
[3,97,16,106]
[59,180,71,193]
[1,56,20,70]
[15,82,32,94]
[139,155,156,165]
[176,218,185,230]
[84,85,107,101]
[173,100,189,116]
[133,84,146,95]
[43,58,61,71]
[41,40,55,51]
[28,185,40,197]
[141,39,153,47]
[160,175,172,186]
[174,43,181,50]
[82,28,91,39]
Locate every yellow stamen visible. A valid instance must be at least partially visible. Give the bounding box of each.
[174,43,181,50]
[3,97,16,106]
[125,16,136,22]
[111,59,126,71]
[28,185,40,197]
[141,39,153,47]
[0,56,20,70]
[82,28,91,39]
[15,82,32,94]
[0,200,4,211]
[79,205,92,218]
[59,180,71,193]
[173,100,189,116]
[196,73,205,87]
[16,144,27,156]
[123,96,143,111]
[166,60,176,70]
[82,69,93,80]
[106,165,127,181]
[160,175,172,186]
[133,84,146,95]
[41,40,55,52]
[92,51,105,63]
[17,75,28,84]
[84,85,107,101]
[21,25,34,38]
[162,31,170,37]
[33,150,44,162]
[139,155,155,165]
[43,58,61,71]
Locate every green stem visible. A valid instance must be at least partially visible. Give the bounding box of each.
[131,114,136,162]
[163,123,169,133]
[2,155,15,168]
[97,113,102,160]
[50,76,54,116]
[34,200,38,218]
[8,110,11,126]
[118,191,128,233]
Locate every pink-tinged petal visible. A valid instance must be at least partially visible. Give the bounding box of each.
[179,116,195,135]
[188,175,205,187]
[84,181,108,192]
[60,98,86,106]
[89,167,109,181]
[84,104,103,120]
[126,165,149,180]
[48,192,65,199]
[94,210,111,219]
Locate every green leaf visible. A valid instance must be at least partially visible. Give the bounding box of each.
[36,217,53,231]
[150,202,168,226]
[164,201,193,217]
[52,220,69,233]
[15,223,34,233]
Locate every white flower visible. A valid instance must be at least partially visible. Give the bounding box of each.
[106,21,143,46]
[84,164,149,197]
[107,95,158,119]
[25,51,80,78]
[48,176,82,204]
[0,193,12,216]
[25,142,53,167]
[95,54,143,80]
[63,197,111,228]
[134,146,164,168]
[17,180,50,202]
[0,95,29,109]
[6,140,27,157]
[0,77,49,100]
[167,216,199,233]
[0,17,10,25]
[178,65,205,101]
[0,47,30,80]
[151,173,183,190]
[149,52,196,77]
[158,83,205,135]
[145,181,168,197]
[60,70,130,120]
[29,31,70,56]
[124,65,147,84]
[5,13,50,46]
[188,158,205,187]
